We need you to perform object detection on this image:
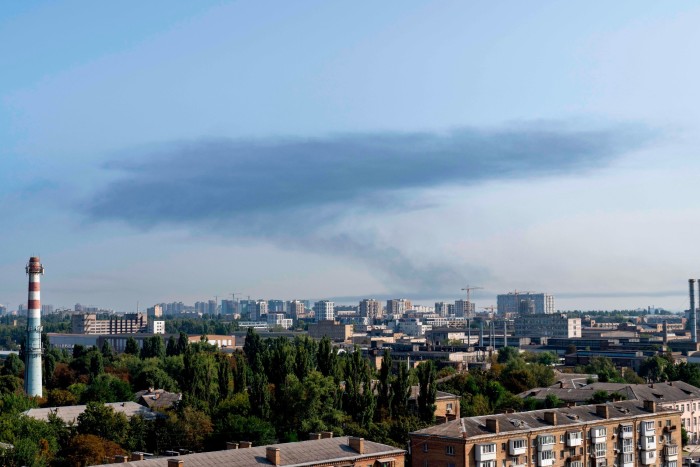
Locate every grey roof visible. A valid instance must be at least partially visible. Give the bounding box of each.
[585,381,700,403]
[551,370,598,388]
[522,381,700,404]
[135,389,182,410]
[100,436,405,467]
[408,386,459,401]
[24,402,158,424]
[411,400,678,440]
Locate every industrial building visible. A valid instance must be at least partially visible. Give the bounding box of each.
[71,312,153,335]
[410,400,681,467]
[514,313,581,338]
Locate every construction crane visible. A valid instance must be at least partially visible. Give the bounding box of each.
[482,305,496,318]
[461,285,484,304]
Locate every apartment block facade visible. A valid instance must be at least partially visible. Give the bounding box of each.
[514,313,581,339]
[410,400,681,467]
[497,293,555,315]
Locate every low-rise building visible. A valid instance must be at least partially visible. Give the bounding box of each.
[101,435,405,466]
[410,400,680,467]
[24,402,159,424]
[308,320,353,343]
[71,312,148,335]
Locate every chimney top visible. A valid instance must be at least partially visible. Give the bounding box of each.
[167,460,183,467]
[239,441,253,449]
[644,400,657,413]
[266,447,280,466]
[485,418,500,433]
[349,437,365,454]
[544,411,557,425]
[596,405,610,419]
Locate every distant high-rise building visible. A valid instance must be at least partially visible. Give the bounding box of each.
[41,304,54,315]
[454,299,476,318]
[249,300,268,321]
[288,300,305,321]
[268,300,286,313]
[220,299,235,315]
[208,299,217,315]
[359,299,382,320]
[314,300,335,322]
[497,292,555,315]
[386,299,412,316]
[435,302,450,317]
[147,304,163,318]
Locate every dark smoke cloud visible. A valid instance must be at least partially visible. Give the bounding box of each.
[83,122,653,293]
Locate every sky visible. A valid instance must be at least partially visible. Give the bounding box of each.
[1,1,699,312]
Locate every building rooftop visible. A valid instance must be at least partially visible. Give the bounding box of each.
[24,401,159,424]
[100,436,405,467]
[520,381,700,404]
[135,389,182,410]
[411,400,678,440]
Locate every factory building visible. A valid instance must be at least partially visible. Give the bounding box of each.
[514,313,581,339]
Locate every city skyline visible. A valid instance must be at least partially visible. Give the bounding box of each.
[2,2,700,311]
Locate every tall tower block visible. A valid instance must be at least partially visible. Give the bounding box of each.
[25,257,44,397]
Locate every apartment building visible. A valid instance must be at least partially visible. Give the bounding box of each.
[387,299,412,316]
[314,300,335,322]
[71,312,148,335]
[360,299,383,320]
[497,293,555,315]
[410,400,681,467]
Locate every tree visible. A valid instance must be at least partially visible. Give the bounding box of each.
[317,336,339,381]
[100,340,114,362]
[216,353,232,400]
[377,349,393,420]
[417,360,437,423]
[66,434,124,467]
[391,361,411,416]
[166,335,178,357]
[497,346,520,364]
[124,337,139,356]
[2,354,24,378]
[88,352,104,380]
[77,402,129,445]
[343,347,376,427]
[544,394,562,408]
[177,331,190,356]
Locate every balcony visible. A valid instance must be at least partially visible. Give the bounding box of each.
[640,450,656,465]
[665,444,679,461]
[640,436,656,451]
[475,444,497,462]
[538,450,555,467]
[590,427,607,444]
[537,435,556,451]
[619,425,633,439]
[566,432,583,447]
[620,453,634,467]
[509,439,527,456]
[641,422,655,437]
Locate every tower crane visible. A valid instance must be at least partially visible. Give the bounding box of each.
[461,285,484,304]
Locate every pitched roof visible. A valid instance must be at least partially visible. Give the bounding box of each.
[23,402,159,424]
[411,400,678,440]
[135,389,182,410]
[100,436,405,467]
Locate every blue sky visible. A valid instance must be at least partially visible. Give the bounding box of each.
[1,1,699,311]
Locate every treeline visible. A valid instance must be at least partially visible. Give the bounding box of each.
[0,329,437,466]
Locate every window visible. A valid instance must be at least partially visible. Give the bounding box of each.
[481,444,496,454]
[646,436,655,444]
[540,450,555,460]
[560,451,565,459]
[622,438,633,453]
[502,443,507,451]
[570,462,583,467]
[447,403,453,411]
[621,425,633,435]
[447,464,455,467]
[667,461,678,467]
[512,440,527,450]
[560,435,565,443]
[594,443,606,458]
[622,453,633,464]
[538,435,556,446]
[666,419,671,426]
[446,445,455,455]
[423,443,428,452]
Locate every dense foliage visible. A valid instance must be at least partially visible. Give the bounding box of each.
[0,330,437,466]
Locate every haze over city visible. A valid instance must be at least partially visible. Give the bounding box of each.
[2,1,699,311]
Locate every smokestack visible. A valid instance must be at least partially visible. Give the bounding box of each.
[25,257,44,397]
[504,320,508,348]
[691,279,697,344]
